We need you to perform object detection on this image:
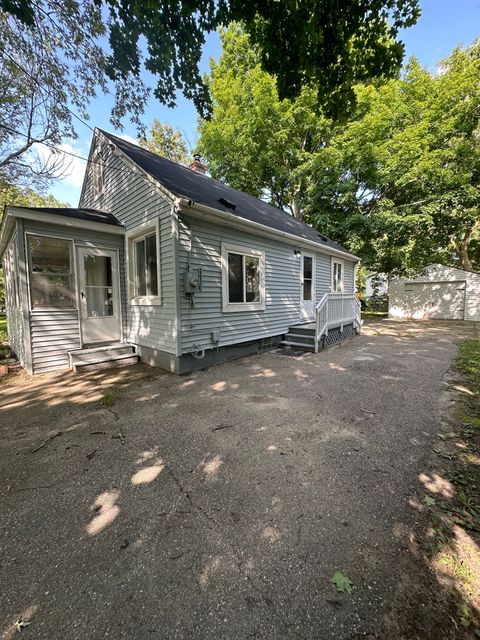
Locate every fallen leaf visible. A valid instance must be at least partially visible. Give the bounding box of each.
[331,571,353,593]
[14,618,31,631]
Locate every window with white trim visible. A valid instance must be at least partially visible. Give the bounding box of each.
[332,258,344,293]
[28,235,75,308]
[126,222,161,305]
[222,243,265,312]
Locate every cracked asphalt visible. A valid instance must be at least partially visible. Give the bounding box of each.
[0,319,477,640]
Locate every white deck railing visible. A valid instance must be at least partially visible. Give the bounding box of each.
[314,293,362,352]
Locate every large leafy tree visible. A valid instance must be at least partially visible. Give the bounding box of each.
[0,51,70,187]
[0,1,147,188]
[200,28,480,274]
[198,25,331,220]
[306,43,480,273]
[0,0,419,190]
[1,0,419,123]
[139,120,190,165]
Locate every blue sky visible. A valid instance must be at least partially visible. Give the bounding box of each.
[49,0,480,205]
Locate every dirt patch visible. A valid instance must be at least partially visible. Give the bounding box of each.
[0,319,478,639]
[374,333,480,639]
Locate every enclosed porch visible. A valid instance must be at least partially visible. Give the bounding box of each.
[1,206,135,374]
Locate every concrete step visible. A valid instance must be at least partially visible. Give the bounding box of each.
[74,354,140,372]
[68,343,139,371]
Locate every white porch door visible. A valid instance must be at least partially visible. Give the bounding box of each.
[78,247,121,344]
[300,253,315,321]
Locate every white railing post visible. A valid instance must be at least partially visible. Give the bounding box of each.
[315,293,360,351]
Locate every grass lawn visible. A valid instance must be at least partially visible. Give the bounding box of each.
[456,339,480,409]
[0,315,7,335]
[362,311,388,321]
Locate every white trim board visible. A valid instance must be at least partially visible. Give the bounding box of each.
[177,199,360,262]
[5,207,125,236]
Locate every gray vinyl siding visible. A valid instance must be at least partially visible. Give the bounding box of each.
[465,273,480,321]
[344,260,355,293]
[2,230,25,366]
[30,310,80,373]
[177,214,357,355]
[80,140,177,354]
[22,219,125,374]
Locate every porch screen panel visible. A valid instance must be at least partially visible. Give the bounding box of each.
[29,236,74,308]
[84,255,113,317]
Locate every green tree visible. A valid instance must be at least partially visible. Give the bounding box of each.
[0,180,69,218]
[1,0,420,124]
[0,1,147,188]
[306,42,480,273]
[199,27,480,274]
[198,25,331,220]
[139,120,190,164]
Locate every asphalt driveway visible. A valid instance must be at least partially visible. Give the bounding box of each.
[0,319,477,639]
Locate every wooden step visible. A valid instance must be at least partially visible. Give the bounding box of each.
[284,332,315,344]
[279,340,314,351]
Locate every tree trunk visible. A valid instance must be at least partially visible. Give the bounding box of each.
[454,220,479,271]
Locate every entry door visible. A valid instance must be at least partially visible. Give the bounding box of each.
[300,253,315,321]
[78,247,121,344]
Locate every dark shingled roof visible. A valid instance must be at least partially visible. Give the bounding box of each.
[100,130,354,256]
[11,206,123,227]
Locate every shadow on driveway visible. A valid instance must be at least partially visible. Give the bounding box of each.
[0,319,478,639]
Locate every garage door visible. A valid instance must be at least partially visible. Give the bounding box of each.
[404,281,466,319]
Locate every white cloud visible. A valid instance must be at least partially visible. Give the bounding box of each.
[117,133,139,146]
[34,142,87,189]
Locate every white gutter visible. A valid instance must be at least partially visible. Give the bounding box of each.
[175,198,360,262]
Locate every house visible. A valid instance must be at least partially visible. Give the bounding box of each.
[0,129,361,375]
[389,264,480,321]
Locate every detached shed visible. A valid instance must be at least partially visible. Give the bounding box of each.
[389,264,480,321]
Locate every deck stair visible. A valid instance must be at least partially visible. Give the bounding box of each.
[280,294,362,353]
[279,324,316,351]
[68,343,139,372]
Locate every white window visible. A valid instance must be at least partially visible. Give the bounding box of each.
[221,243,265,312]
[27,235,75,308]
[332,258,344,293]
[126,221,161,305]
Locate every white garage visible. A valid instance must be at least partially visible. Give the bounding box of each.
[389,264,480,321]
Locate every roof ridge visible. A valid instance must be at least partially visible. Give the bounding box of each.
[99,129,304,222]
[96,128,356,257]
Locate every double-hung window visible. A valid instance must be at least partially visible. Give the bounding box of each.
[126,221,161,305]
[222,243,265,312]
[28,235,75,309]
[331,258,344,293]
